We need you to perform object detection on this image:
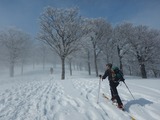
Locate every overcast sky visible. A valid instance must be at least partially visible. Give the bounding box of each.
[0,0,160,37]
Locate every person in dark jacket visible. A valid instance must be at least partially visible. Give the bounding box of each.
[100,63,123,109]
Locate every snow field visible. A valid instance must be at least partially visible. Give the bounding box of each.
[0,70,160,120]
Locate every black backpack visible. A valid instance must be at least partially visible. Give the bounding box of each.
[111,66,125,82]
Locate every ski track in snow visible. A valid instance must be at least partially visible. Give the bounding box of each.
[0,75,160,120]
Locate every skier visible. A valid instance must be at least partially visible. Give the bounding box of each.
[99,63,124,109]
[50,67,53,74]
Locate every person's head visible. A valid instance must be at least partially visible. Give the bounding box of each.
[106,63,112,69]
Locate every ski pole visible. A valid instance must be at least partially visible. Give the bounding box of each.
[97,77,102,104]
[123,81,135,100]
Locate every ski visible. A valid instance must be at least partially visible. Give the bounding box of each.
[102,93,136,120]
[102,93,124,110]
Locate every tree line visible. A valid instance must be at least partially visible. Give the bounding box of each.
[0,7,160,79]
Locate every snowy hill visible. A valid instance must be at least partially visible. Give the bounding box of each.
[0,67,160,120]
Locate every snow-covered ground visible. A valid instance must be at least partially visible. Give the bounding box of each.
[0,66,160,120]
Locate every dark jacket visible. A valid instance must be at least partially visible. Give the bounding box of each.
[102,69,112,81]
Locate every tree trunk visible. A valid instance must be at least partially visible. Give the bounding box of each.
[119,57,123,72]
[152,69,157,78]
[88,62,91,75]
[10,61,14,77]
[42,48,46,71]
[61,57,65,80]
[33,59,35,70]
[21,61,24,75]
[69,60,72,76]
[128,66,132,76]
[94,48,98,77]
[87,51,91,75]
[137,55,147,78]
[117,45,123,72]
[140,63,147,78]
[43,55,45,71]
[79,63,82,71]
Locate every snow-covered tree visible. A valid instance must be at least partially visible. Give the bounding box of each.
[78,34,93,75]
[113,22,133,72]
[145,29,160,77]
[18,36,32,75]
[100,35,115,65]
[37,43,49,71]
[0,27,32,77]
[86,18,112,77]
[38,7,84,79]
[128,25,160,78]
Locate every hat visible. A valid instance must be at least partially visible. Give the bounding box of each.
[106,63,112,68]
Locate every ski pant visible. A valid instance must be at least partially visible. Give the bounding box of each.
[109,81,123,105]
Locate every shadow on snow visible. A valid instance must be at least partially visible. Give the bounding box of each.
[124,98,153,112]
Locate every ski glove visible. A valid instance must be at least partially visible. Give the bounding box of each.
[121,78,125,82]
[99,75,102,78]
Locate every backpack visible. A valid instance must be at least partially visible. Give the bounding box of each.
[111,66,125,82]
